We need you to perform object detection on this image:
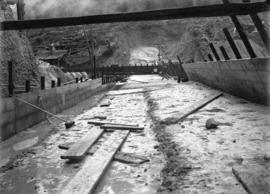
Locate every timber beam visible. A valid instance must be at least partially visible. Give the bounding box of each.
[1,2,269,30]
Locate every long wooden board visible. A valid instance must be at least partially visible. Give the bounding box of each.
[88,120,139,127]
[61,128,104,160]
[232,165,270,194]
[101,124,144,131]
[60,130,130,194]
[161,92,223,124]
[1,2,268,30]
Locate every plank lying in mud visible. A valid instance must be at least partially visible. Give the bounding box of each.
[88,120,138,127]
[61,128,104,160]
[114,152,150,164]
[161,92,223,124]
[129,79,149,84]
[106,88,145,96]
[79,116,107,120]
[59,143,149,164]
[60,131,130,194]
[100,101,111,107]
[101,124,144,131]
[232,165,270,194]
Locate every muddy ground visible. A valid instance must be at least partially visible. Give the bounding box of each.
[0,75,270,194]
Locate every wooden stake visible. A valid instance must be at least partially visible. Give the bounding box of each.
[40,76,45,90]
[209,43,220,61]
[8,61,14,97]
[220,46,230,60]
[223,28,242,59]
[222,0,257,58]
[243,0,270,52]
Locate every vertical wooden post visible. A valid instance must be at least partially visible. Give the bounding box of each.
[220,46,230,60]
[93,55,96,79]
[51,80,56,88]
[223,28,242,59]
[208,54,214,61]
[8,61,14,97]
[16,0,25,20]
[57,78,61,87]
[80,77,83,82]
[209,43,220,61]
[41,76,45,90]
[25,80,30,92]
[242,0,269,52]
[76,78,79,83]
[222,0,257,58]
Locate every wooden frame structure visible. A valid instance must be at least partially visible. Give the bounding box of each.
[1,2,269,31]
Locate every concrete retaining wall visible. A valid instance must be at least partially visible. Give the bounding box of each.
[182,58,270,105]
[0,78,114,141]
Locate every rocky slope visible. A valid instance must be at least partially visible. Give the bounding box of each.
[28,14,269,69]
[0,1,72,96]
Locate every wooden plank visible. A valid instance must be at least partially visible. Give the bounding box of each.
[114,152,150,164]
[101,124,144,131]
[1,2,269,30]
[220,46,230,60]
[59,143,96,155]
[60,130,130,194]
[88,120,139,127]
[223,0,257,58]
[232,165,270,194]
[79,116,107,120]
[161,92,223,124]
[209,43,221,61]
[243,0,270,52]
[223,28,242,59]
[100,101,111,107]
[60,128,104,160]
[59,145,149,164]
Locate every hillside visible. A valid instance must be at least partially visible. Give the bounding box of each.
[9,0,270,69]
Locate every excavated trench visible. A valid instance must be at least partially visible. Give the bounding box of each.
[0,75,269,194]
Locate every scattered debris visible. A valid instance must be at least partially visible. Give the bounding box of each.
[101,124,144,132]
[100,101,111,107]
[160,92,223,125]
[88,121,138,127]
[60,128,104,160]
[114,152,150,164]
[205,118,220,130]
[60,131,130,194]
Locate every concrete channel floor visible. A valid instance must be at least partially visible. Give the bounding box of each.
[0,74,270,194]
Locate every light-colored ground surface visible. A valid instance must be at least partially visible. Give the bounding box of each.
[0,74,269,194]
[145,75,270,193]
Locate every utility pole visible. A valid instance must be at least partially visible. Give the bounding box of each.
[156,44,162,64]
[82,25,96,78]
[16,0,25,20]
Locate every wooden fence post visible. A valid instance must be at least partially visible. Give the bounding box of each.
[8,61,14,96]
[242,0,269,52]
[209,43,220,61]
[41,76,45,90]
[222,0,257,58]
[25,80,30,92]
[223,28,242,59]
[220,46,230,60]
[208,54,214,61]
[57,78,61,87]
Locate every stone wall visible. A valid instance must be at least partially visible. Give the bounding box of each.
[182,58,270,105]
[0,78,114,141]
